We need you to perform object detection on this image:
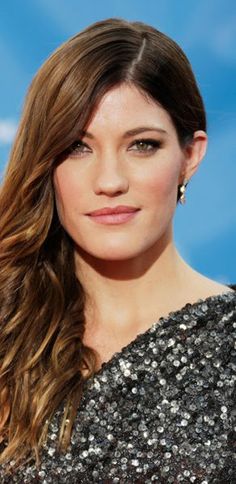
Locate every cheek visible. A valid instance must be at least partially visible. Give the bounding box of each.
[137,161,180,203]
[53,165,82,222]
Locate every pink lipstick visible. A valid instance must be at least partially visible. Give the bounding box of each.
[86,205,140,225]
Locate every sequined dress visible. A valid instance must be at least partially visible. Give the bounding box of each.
[1,286,236,483]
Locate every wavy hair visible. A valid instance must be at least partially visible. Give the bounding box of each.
[0,17,206,471]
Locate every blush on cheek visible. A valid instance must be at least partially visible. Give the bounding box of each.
[144,167,178,199]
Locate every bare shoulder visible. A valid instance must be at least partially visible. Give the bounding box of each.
[197,275,234,295]
[180,263,235,302]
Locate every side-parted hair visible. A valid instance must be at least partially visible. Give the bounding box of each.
[0,17,206,471]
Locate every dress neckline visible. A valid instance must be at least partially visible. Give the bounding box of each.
[87,286,236,382]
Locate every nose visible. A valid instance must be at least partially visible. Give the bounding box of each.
[93,154,129,196]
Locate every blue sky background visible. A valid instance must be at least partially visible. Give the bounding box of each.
[0,0,235,284]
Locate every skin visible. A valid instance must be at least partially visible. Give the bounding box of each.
[53,83,233,366]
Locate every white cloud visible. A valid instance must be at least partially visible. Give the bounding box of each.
[0,120,17,145]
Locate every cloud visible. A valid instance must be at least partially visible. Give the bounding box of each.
[0,119,17,145]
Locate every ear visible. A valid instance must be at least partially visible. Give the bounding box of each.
[179,130,208,183]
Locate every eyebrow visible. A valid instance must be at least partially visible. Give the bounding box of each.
[77,126,168,139]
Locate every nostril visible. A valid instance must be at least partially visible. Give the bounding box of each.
[93,178,129,196]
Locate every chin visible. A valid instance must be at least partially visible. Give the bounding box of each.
[78,236,162,262]
[88,247,141,261]
[75,238,144,261]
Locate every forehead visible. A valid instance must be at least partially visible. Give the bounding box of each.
[86,83,175,134]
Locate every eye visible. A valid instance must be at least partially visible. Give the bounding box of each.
[128,139,162,154]
[67,140,91,156]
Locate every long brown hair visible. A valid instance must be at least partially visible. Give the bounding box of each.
[0,17,206,470]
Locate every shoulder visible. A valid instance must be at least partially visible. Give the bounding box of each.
[193,277,236,298]
[228,283,236,291]
[179,289,236,356]
[192,290,236,358]
[203,288,236,326]
[179,262,236,302]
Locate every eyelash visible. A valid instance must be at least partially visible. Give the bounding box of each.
[67,138,162,156]
[129,139,162,153]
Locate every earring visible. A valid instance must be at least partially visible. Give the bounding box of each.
[179,179,188,205]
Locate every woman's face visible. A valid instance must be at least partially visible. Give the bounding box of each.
[53,83,200,261]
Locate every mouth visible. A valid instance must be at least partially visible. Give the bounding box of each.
[86,205,140,216]
[86,209,140,225]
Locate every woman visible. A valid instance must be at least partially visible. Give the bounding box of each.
[0,17,235,483]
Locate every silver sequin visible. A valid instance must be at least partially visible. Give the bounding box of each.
[1,290,236,483]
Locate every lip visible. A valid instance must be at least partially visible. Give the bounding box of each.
[86,205,140,216]
[86,211,139,225]
[86,205,140,225]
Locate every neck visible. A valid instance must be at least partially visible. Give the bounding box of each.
[74,228,192,333]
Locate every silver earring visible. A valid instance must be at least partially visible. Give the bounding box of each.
[179,179,188,205]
